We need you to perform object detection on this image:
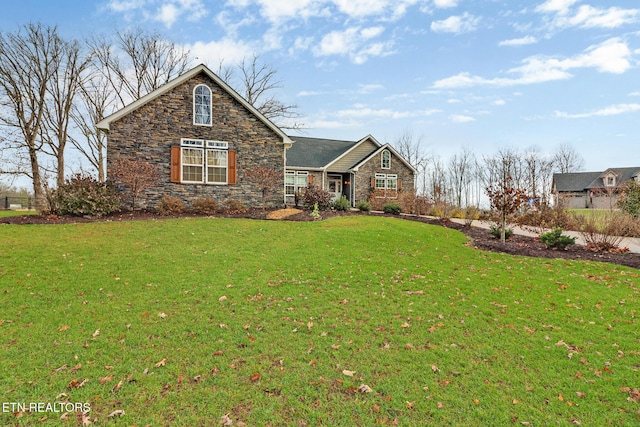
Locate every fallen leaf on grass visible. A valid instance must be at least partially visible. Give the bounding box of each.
[77,412,92,426]
[99,376,113,384]
[358,384,373,393]
[155,358,167,368]
[111,380,123,393]
[51,364,68,374]
[158,312,167,319]
[69,363,82,374]
[431,364,439,373]
[221,413,233,426]
[58,325,70,332]
[92,329,100,337]
[401,322,410,328]
[218,295,228,302]
[250,373,261,382]
[108,410,125,418]
[68,378,89,389]
[342,369,355,377]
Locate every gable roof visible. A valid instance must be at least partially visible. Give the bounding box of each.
[286,134,417,174]
[96,63,293,146]
[351,142,418,174]
[286,136,361,169]
[553,167,640,191]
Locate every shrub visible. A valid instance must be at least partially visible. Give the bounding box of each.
[303,186,333,211]
[109,157,159,210]
[52,174,121,217]
[157,195,184,216]
[575,211,636,252]
[463,206,480,227]
[539,228,576,250]
[191,196,218,215]
[356,200,371,212]
[333,195,350,211]
[617,180,640,218]
[225,199,248,213]
[383,202,402,215]
[516,206,578,233]
[490,224,513,240]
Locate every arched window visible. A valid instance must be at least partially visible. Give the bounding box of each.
[194,85,212,125]
[381,150,391,169]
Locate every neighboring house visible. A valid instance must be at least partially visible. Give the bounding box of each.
[286,136,416,206]
[97,64,416,210]
[552,167,640,209]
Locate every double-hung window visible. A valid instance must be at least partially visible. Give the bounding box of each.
[194,85,212,126]
[374,173,398,196]
[181,139,228,184]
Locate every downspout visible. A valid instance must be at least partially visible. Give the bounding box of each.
[283,144,288,206]
[351,171,356,207]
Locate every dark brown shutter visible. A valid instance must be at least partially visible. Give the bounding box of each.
[370,177,375,187]
[398,179,402,191]
[228,149,237,185]
[308,175,314,186]
[170,146,181,183]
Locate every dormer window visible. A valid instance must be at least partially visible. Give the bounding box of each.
[194,85,212,125]
[605,175,616,187]
[381,149,391,169]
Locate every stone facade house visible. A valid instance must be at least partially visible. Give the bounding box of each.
[552,167,640,209]
[285,136,416,207]
[97,64,416,210]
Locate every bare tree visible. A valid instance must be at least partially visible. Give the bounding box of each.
[448,147,475,207]
[553,143,584,173]
[236,55,303,130]
[41,37,91,187]
[0,23,62,209]
[392,129,429,194]
[109,156,159,210]
[523,147,554,207]
[70,72,114,181]
[244,166,282,207]
[89,28,191,108]
[484,149,528,243]
[427,155,448,204]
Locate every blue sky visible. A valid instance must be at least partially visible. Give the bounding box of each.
[3,0,640,172]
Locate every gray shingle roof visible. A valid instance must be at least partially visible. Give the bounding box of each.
[553,167,640,191]
[286,136,360,168]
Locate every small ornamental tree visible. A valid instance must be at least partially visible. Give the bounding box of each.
[617,180,640,218]
[244,165,282,207]
[486,175,528,243]
[110,157,159,210]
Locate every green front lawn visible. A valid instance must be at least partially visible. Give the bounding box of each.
[0,210,37,218]
[1,216,638,425]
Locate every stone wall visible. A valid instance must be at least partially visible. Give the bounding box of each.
[107,72,286,210]
[354,151,415,204]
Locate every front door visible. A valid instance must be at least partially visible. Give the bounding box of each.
[328,175,342,201]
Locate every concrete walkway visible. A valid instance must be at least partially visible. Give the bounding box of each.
[446,218,640,254]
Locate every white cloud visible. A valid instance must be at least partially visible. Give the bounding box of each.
[499,36,537,47]
[336,106,441,119]
[450,114,475,123]
[332,0,388,17]
[536,1,639,30]
[433,0,458,8]
[535,0,579,14]
[185,38,256,67]
[433,37,632,89]
[431,13,480,34]
[252,0,325,23]
[555,103,640,119]
[107,0,208,27]
[493,99,506,106]
[315,26,394,64]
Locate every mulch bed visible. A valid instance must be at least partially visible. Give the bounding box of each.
[3,209,640,270]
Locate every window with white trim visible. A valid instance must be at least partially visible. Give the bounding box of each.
[181,139,228,184]
[285,171,308,197]
[194,85,212,125]
[381,150,391,169]
[375,173,398,191]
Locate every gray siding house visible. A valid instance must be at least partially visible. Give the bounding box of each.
[552,167,640,209]
[97,64,416,210]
